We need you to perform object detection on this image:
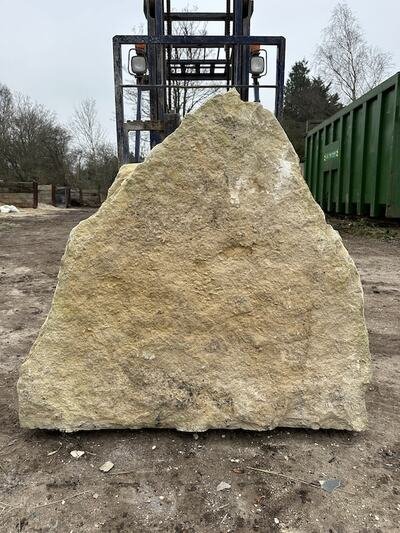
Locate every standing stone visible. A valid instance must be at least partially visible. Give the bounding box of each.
[18,91,371,432]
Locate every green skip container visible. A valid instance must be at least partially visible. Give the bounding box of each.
[304,72,400,218]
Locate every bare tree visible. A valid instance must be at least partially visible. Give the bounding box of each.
[0,86,117,190]
[165,12,224,116]
[0,84,13,134]
[126,4,224,156]
[0,84,14,177]
[315,2,393,102]
[71,98,105,159]
[0,89,70,183]
[70,99,117,190]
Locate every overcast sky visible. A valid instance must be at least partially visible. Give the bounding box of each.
[0,0,398,144]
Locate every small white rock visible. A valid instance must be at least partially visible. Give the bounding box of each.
[93,493,99,499]
[152,445,157,450]
[274,517,280,524]
[216,481,231,491]
[70,450,85,459]
[99,461,114,472]
[0,204,19,214]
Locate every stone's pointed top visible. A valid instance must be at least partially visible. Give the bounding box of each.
[18,91,370,433]
[219,88,242,100]
[190,86,266,116]
[204,88,239,97]
[117,88,297,209]
[199,87,269,113]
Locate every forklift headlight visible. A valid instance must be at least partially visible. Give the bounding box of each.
[250,55,265,76]
[131,55,147,76]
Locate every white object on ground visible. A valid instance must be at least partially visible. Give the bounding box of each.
[216,481,231,491]
[70,450,85,458]
[99,461,114,472]
[319,479,341,493]
[0,205,19,213]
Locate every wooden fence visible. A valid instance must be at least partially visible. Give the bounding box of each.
[0,181,38,208]
[38,184,56,206]
[0,181,104,209]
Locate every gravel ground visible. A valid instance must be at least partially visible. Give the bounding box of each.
[0,208,399,532]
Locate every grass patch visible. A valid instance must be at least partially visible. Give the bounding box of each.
[328,217,400,241]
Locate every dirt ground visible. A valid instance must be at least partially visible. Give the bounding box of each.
[0,208,399,533]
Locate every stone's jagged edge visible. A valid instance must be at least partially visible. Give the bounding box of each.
[17,90,371,433]
[106,163,138,199]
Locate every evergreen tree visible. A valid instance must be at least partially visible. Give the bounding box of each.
[282,60,342,161]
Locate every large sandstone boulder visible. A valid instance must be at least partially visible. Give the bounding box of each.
[18,91,371,432]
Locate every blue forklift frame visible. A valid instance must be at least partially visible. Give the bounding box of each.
[113,1,286,164]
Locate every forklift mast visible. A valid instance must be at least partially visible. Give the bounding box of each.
[113,0,286,164]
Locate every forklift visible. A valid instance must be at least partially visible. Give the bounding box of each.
[113,0,286,164]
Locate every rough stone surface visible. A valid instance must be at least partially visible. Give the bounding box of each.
[18,91,371,432]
